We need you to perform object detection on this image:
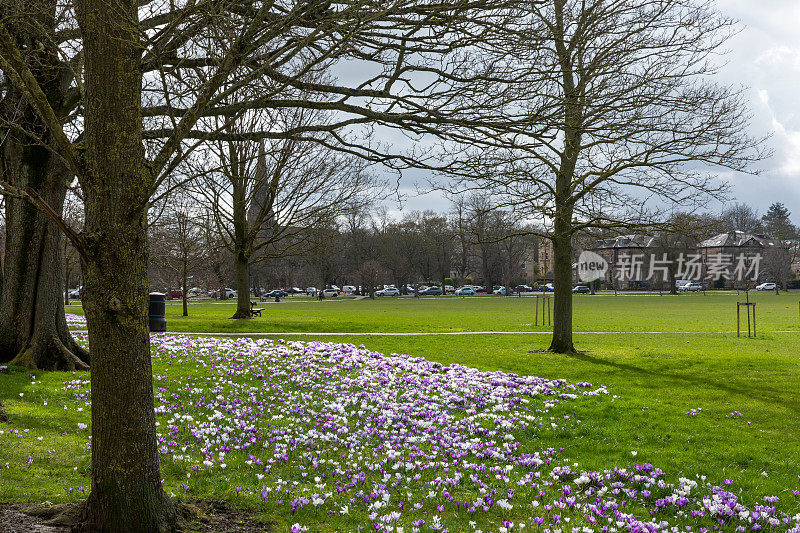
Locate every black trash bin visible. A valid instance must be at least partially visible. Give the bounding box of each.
[148,292,167,332]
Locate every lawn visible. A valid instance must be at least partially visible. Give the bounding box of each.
[2,292,800,531]
[67,290,800,333]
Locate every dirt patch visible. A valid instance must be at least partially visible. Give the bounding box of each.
[182,499,274,532]
[0,500,273,533]
[0,504,69,533]
[0,401,8,422]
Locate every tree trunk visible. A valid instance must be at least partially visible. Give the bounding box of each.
[548,0,580,354]
[0,139,89,370]
[232,253,252,318]
[74,0,176,529]
[548,229,576,353]
[181,261,188,317]
[0,0,88,371]
[64,251,71,306]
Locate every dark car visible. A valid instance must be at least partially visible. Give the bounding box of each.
[265,289,288,298]
[515,284,533,293]
[170,289,183,299]
[420,286,443,295]
[572,285,591,294]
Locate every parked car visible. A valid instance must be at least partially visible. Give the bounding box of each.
[455,286,475,296]
[376,287,400,297]
[221,288,237,299]
[444,285,455,293]
[493,287,506,295]
[515,284,533,293]
[305,287,318,295]
[475,286,487,293]
[420,286,443,295]
[322,288,340,297]
[755,282,776,291]
[188,287,203,297]
[286,287,303,294]
[572,285,591,294]
[540,283,554,292]
[265,289,288,298]
[170,289,183,299]
[68,287,82,299]
[342,285,357,295]
[678,282,702,292]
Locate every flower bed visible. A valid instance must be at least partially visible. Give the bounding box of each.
[65,313,87,328]
[8,334,800,531]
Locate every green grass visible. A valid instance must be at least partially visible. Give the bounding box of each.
[3,292,800,529]
[68,290,800,333]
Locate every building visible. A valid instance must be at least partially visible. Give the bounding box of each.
[589,234,655,288]
[697,231,790,287]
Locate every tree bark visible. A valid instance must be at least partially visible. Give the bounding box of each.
[548,222,576,353]
[232,252,252,318]
[181,261,188,317]
[0,0,88,371]
[0,136,89,370]
[73,0,177,529]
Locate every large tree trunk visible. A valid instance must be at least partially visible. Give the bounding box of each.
[548,0,580,354]
[548,225,576,353]
[74,0,176,529]
[0,0,88,371]
[0,174,89,370]
[232,253,252,318]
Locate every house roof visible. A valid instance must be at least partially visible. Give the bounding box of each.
[697,230,783,249]
[592,234,655,249]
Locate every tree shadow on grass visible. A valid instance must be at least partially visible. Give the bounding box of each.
[561,350,800,413]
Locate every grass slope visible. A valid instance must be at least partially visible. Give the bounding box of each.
[1,292,798,529]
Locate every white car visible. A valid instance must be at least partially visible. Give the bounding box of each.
[444,285,455,293]
[216,288,237,298]
[305,287,318,295]
[677,282,702,292]
[376,287,400,297]
[755,282,776,291]
[322,288,340,297]
[342,285,357,295]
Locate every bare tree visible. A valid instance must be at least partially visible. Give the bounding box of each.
[441,0,766,352]
[721,202,763,234]
[193,107,377,318]
[149,193,207,316]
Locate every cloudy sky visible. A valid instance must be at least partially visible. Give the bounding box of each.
[395,0,800,221]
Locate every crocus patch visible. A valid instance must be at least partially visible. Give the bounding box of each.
[5,334,800,532]
[65,313,87,328]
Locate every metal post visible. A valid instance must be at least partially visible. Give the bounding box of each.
[752,303,756,337]
[535,295,539,326]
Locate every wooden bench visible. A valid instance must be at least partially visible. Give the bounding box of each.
[250,301,264,317]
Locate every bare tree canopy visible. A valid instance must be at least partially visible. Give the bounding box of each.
[438,0,768,352]
[191,105,380,317]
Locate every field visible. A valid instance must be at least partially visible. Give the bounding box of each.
[72,291,800,333]
[2,292,800,531]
